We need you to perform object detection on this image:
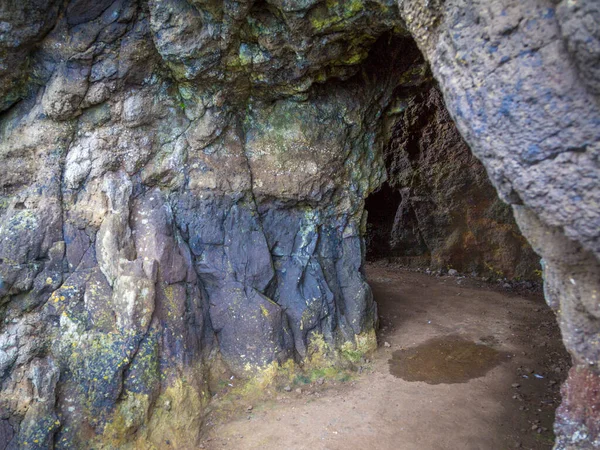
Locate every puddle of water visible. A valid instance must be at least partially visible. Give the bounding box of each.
[388,335,505,384]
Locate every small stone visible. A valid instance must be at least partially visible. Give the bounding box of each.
[384,342,391,348]
[247,405,253,411]
[448,269,458,276]
[512,383,520,388]
[317,378,324,385]
[283,385,291,392]
[295,388,303,394]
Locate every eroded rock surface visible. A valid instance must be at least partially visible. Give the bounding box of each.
[366,85,540,280]
[398,0,600,447]
[0,0,424,447]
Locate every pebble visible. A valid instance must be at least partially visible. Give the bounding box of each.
[448,269,458,276]
[283,385,291,392]
[384,342,391,348]
[512,383,520,388]
[296,388,303,394]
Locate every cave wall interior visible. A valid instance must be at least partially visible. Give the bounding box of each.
[399,0,600,448]
[365,83,541,281]
[0,0,599,448]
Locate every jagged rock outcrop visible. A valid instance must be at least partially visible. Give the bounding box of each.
[0,0,426,447]
[366,84,541,280]
[398,0,600,447]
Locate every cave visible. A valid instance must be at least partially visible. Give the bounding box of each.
[364,84,541,281]
[359,72,569,449]
[0,0,599,449]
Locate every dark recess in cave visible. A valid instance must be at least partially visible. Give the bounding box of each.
[364,84,541,280]
[365,183,402,261]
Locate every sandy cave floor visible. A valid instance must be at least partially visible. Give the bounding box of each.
[202,263,570,450]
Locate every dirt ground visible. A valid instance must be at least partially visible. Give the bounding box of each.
[203,263,570,450]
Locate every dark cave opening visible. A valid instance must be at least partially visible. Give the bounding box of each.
[364,83,542,280]
[364,183,402,261]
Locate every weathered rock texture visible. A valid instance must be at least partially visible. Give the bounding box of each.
[0,0,598,448]
[0,0,429,447]
[398,0,600,448]
[366,84,541,280]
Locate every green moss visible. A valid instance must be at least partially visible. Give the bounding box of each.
[239,43,254,66]
[310,0,365,31]
[260,304,270,317]
[99,392,152,447]
[340,329,377,363]
[95,375,208,450]
[341,51,367,65]
[534,269,543,279]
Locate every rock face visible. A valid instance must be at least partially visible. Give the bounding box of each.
[398,0,600,447]
[366,85,541,280]
[0,0,598,449]
[0,0,425,447]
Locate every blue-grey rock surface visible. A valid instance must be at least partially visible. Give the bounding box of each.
[0,0,413,447]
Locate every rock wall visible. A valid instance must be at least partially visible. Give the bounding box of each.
[0,0,429,446]
[366,84,541,280]
[397,0,600,448]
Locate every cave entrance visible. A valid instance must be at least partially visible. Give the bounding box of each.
[362,72,570,448]
[365,84,541,281]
